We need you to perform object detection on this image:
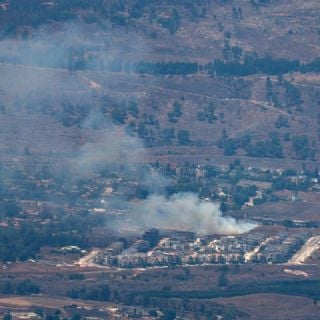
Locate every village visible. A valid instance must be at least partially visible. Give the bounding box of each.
[92,228,310,269]
[1,154,320,223]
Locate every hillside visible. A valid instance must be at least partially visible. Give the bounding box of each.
[0,0,319,170]
[1,2,320,319]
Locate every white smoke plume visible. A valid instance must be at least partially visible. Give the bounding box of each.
[0,22,257,235]
[129,193,256,235]
[74,126,145,175]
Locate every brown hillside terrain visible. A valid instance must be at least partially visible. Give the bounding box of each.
[0,0,319,168]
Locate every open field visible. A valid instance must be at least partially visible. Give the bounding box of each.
[231,200,320,222]
[216,294,320,320]
[0,295,107,309]
[2,261,320,319]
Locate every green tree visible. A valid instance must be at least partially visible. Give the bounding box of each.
[177,130,191,145]
[2,200,21,217]
[218,271,229,287]
[292,135,311,160]
[3,312,12,320]
[160,310,176,320]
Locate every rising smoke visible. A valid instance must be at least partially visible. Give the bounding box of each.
[0,23,257,235]
[130,193,256,235]
[74,126,144,175]
[76,131,257,235]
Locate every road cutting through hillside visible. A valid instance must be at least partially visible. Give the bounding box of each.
[0,62,289,116]
[76,249,101,267]
[289,236,320,265]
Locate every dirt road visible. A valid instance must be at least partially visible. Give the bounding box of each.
[76,249,101,267]
[289,236,320,265]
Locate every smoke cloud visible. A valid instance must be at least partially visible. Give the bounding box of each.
[74,126,144,175]
[125,193,256,235]
[0,22,257,235]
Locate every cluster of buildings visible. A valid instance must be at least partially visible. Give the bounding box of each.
[95,229,309,268]
[1,153,320,224]
[249,232,309,264]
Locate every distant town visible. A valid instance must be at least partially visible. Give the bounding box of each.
[79,228,309,269]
